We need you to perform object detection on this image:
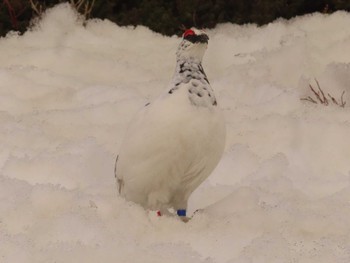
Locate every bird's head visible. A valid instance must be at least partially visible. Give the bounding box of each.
[176,28,209,62]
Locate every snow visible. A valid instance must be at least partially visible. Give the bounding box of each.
[1,3,350,262]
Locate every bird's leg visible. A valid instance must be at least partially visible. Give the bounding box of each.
[173,198,190,222]
[155,206,173,217]
[177,209,191,222]
[176,209,187,217]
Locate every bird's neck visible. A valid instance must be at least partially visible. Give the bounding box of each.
[172,57,209,86]
[167,57,217,107]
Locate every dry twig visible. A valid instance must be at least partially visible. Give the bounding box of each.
[328,91,346,108]
[29,0,95,22]
[301,79,346,108]
[29,0,43,16]
[70,0,95,18]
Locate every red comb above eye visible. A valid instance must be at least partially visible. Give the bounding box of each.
[183,29,195,38]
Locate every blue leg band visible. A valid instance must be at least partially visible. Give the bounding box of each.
[177,209,186,217]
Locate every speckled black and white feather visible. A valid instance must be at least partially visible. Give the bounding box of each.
[116,28,226,218]
[169,58,217,107]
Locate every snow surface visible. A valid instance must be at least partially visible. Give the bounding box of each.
[1,3,350,262]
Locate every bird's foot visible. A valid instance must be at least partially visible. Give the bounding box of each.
[180,216,191,222]
[155,209,191,222]
[176,209,190,222]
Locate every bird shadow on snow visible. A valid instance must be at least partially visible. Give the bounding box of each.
[186,147,296,220]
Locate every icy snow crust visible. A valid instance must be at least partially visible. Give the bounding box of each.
[1,3,350,262]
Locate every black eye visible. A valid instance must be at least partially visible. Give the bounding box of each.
[184,34,197,42]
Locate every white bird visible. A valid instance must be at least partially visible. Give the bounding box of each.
[116,28,226,220]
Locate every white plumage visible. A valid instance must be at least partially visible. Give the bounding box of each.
[116,28,226,219]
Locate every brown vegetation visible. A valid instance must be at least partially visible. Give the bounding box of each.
[301,79,346,107]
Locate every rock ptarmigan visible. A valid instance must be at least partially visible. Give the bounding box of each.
[116,28,226,220]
